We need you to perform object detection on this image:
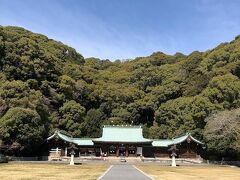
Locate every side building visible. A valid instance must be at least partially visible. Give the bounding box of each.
[47,125,204,160]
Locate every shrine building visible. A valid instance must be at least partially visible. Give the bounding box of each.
[47,125,204,160]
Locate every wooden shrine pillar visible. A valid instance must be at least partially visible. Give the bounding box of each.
[116,144,119,157]
[126,145,129,157]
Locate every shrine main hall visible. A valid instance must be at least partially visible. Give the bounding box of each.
[47,125,204,159]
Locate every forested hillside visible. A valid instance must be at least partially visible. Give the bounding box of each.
[0,26,239,158]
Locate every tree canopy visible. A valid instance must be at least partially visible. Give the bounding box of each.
[0,26,239,158]
[204,108,240,159]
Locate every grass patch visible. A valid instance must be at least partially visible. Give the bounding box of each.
[137,165,240,180]
[0,163,109,180]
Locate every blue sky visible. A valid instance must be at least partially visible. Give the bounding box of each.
[1,0,240,60]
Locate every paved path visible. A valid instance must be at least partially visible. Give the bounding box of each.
[98,164,153,180]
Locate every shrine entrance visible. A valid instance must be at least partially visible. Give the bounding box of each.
[119,145,126,156]
[105,144,138,157]
[128,145,137,157]
[108,145,117,156]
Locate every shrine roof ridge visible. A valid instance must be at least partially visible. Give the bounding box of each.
[103,125,142,128]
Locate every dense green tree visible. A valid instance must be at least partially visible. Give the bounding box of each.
[147,82,182,108]
[148,121,168,139]
[0,107,46,155]
[0,26,240,158]
[155,95,218,138]
[58,75,76,99]
[81,109,104,137]
[201,73,240,108]
[0,80,48,112]
[111,108,131,123]
[58,100,85,136]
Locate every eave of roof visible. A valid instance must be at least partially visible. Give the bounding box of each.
[47,130,203,147]
[152,140,173,147]
[47,131,94,146]
[152,133,204,147]
[93,140,152,143]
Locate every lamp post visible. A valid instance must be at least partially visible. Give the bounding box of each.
[168,144,178,167]
[68,143,77,165]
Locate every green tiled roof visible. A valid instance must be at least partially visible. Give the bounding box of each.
[152,140,173,147]
[47,131,94,146]
[152,133,204,147]
[72,138,94,146]
[93,125,152,143]
[47,129,203,147]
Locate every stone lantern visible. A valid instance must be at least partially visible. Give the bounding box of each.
[68,143,77,165]
[168,144,178,167]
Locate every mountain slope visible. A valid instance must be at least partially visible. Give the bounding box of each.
[0,26,239,157]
